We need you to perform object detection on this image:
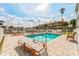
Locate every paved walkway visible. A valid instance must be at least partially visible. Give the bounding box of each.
[0,34,79,56]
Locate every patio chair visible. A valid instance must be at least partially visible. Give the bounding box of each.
[67,32,76,41]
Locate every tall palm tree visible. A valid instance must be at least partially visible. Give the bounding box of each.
[60,8,65,22]
[75,3,79,14]
[60,8,65,33]
[75,3,79,44]
[75,3,79,28]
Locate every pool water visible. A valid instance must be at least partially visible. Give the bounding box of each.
[26,33,61,43]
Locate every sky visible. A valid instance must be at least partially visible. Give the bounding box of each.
[0,3,76,27]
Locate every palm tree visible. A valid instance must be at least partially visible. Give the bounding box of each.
[75,3,79,28]
[60,8,65,34]
[75,3,79,44]
[60,8,65,22]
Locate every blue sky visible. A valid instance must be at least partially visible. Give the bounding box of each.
[0,3,77,27]
[0,3,76,18]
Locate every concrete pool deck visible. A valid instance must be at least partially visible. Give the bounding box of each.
[47,34,79,56]
[0,34,79,56]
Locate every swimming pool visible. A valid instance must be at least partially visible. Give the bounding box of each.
[26,33,61,43]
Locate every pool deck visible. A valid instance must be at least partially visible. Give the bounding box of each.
[47,34,79,56]
[0,34,79,56]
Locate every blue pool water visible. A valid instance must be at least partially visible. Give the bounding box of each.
[26,33,61,43]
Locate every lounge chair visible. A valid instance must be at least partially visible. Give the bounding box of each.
[18,39,46,56]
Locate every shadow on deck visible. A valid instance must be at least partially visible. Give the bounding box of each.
[15,45,32,56]
[15,45,48,56]
[69,40,78,44]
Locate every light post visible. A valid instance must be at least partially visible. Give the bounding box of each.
[45,34,48,56]
[42,33,48,56]
[44,21,48,56]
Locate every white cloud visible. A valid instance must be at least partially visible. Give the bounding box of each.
[35,3,48,12]
[14,3,52,17]
[0,4,54,27]
[0,8,5,13]
[15,4,36,14]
